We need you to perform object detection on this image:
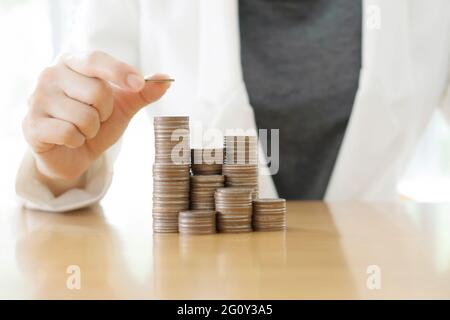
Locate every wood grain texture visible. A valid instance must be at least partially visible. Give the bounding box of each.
[1,201,449,299]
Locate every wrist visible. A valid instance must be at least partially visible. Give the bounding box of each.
[34,160,87,196]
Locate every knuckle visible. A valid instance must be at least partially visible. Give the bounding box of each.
[78,108,100,137]
[37,66,59,84]
[27,91,46,110]
[87,80,107,104]
[85,50,104,67]
[112,61,129,75]
[102,81,113,96]
[27,92,39,109]
[56,52,70,63]
[27,92,53,118]
[61,124,81,144]
[22,116,40,145]
[102,93,114,120]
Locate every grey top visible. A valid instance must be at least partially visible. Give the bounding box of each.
[239,0,362,199]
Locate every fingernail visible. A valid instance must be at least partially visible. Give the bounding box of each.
[126,74,144,90]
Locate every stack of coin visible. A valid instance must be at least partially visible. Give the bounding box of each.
[154,116,190,164]
[152,116,191,233]
[224,135,257,165]
[178,210,216,235]
[223,136,259,199]
[222,164,259,200]
[191,148,223,175]
[215,188,253,233]
[252,198,287,231]
[152,164,190,233]
[190,175,225,210]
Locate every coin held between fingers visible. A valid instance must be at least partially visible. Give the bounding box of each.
[145,78,175,83]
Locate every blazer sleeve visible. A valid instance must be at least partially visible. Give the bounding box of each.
[15,143,120,212]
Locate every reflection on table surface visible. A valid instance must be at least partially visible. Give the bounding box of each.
[0,201,449,299]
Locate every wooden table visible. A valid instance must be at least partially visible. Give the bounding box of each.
[0,201,449,299]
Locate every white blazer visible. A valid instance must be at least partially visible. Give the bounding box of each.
[16,0,450,211]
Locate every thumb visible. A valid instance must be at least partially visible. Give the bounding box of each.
[84,74,172,158]
[113,74,173,119]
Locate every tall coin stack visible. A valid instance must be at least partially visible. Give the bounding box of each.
[215,187,253,233]
[252,199,287,231]
[154,116,190,164]
[223,136,259,199]
[152,116,191,233]
[190,148,224,211]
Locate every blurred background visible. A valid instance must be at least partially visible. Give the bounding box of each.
[1,0,450,207]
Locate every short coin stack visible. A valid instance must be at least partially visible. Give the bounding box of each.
[152,116,191,233]
[190,175,225,210]
[178,210,216,235]
[223,136,259,199]
[252,198,287,231]
[191,148,223,175]
[215,187,253,233]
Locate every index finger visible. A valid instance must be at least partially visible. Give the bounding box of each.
[61,51,145,92]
